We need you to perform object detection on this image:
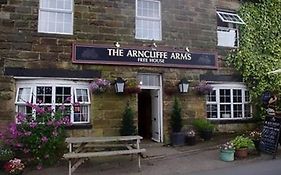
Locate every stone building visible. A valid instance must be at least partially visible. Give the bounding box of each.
[0,0,255,143]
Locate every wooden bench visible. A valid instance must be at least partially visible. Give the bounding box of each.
[63,136,146,175]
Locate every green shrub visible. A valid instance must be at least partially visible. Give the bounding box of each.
[0,147,14,161]
[192,118,214,132]
[231,135,255,149]
[170,97,182,133]
[120,104,137,136]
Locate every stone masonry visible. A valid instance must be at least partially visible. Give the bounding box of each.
[0,0,250,143]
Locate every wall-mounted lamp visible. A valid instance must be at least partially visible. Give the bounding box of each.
[114,77,125,93]
[178,78,189,93]
[114,41,120,48]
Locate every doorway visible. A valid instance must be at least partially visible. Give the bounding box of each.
[138,90,152,140]
[137,73,163,142]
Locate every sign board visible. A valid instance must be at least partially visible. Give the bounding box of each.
[72,44,218,69]
[259,115,281,158]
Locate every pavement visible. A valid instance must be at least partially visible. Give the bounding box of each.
[11,134,281,175]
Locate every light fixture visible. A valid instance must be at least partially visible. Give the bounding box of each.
[178,78,189,93]
[114,77,125,93]
[114,41,120,48]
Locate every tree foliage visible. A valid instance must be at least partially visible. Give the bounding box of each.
[120,104,136,136]
[227,0,281,117]
[170,97,183,132]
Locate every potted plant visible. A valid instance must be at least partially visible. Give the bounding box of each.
[192,118,214,141]
[219,141,235,162]
[184,129,196,146]
[249,130,262,153]
[231,135,255,159]
[120,104,137,136]
[89,78,111,94]
[170,97,185,146]
[124,79,141,94]
[4,158,25,175]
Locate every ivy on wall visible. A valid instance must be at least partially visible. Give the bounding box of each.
[227,0,281,117]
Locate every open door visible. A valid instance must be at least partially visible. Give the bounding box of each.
[151,89,161,142]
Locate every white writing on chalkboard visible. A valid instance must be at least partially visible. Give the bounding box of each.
[260,116,281,155]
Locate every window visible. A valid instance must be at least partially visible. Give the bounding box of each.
[38,0,73,35]
[206,84,251,120]
[135,0,162,40]
[216,10,245,48]
[15,80,90,124]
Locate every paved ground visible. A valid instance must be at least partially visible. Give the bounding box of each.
[5,134,281,175]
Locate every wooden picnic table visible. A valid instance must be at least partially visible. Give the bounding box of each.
[63,135,146,175]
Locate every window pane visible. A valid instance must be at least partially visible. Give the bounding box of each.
[220,104,231,118]
[207,90,216,102]
[37,86,52,103]
[233,89,242,102]
[233,104,242,118]
[207,104,217,118]
[39,0,73,34]
[76,89,89,102]
[74,105,89,122]
[219,89,231,103]
[17,87,32,102]
[56,87,71,103]
[245,90,250,102]
[17,105,32,119]
[244,104,251,118]
[136,0,161,40]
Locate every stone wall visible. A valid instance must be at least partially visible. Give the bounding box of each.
[0,0,249,141]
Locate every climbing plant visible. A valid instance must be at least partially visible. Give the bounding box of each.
[227,0,281,118]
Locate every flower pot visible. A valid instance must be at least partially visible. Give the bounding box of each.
[235,148,248,159]
[171,132,185,146]
[219,149,235,162]
[186,136,196,146]
[253,139,260,153]
[199,130,213,141]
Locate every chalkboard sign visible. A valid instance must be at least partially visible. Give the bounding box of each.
[259,115,281,158]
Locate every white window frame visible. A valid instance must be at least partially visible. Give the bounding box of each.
[206,83,252,120]
[38,0,74,35]
[217,11,245,25]
[15,79,91,124]
[135,0,162,41]
[216,10,245,48]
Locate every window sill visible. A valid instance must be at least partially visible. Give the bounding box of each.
[209,118,260,124]
[66,123,93,130]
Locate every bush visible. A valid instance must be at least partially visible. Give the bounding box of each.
[120,104,136,136]
[0,147,14,161]
[192,118,214,132]
[170,97,182,133]
[1,102,71,169]
[231,135,255,149]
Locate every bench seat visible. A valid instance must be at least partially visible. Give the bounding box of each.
[64,148,146,159]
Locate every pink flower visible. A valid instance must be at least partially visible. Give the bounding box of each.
[29,121,37,128]
[41,136,48,143]
[24,131,32,136]
[16,113,26,123]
